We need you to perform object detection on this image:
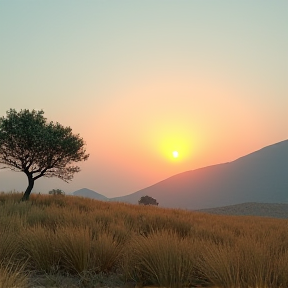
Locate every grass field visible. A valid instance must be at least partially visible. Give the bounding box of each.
[0,192,288,288]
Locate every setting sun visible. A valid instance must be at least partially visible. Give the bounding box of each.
[149,125,196,164]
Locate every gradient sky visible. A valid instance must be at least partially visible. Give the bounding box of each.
[0,1,287,197]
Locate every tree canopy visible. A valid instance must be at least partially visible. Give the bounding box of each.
[138,195,159,206]
[0,109,89,200]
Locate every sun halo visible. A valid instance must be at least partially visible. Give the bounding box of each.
[172,151,179,158]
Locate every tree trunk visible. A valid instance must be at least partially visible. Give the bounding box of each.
[21,174,34,201]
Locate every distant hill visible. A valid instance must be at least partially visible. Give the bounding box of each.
[72,188,108,201]
[110,140,288,210]
[199,202,288,219]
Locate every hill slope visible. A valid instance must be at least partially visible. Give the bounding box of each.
[110,140,288,209]
[199,202,288,219]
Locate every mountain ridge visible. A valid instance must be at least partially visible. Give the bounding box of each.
[108,139,288,209]
[71,139,288,210]
[72,188,109,201]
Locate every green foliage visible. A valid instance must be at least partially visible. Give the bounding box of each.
[49,189,65,196]
[138,195,158,206]
[0,109,89,200]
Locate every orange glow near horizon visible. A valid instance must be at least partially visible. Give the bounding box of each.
[88,72,270,186]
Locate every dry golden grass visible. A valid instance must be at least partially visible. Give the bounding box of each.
[22,225,61,273]
[0,260,28,288]
[121,230,199,287]
[0,192,288,287]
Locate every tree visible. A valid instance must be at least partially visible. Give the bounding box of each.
[138,195,159,206]
[0,109,89,201]
[48,189,65,196]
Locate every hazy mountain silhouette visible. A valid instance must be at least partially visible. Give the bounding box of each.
[110,140,288,209]
[72,188,108,201]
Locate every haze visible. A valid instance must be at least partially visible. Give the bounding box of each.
[0,1,287,197]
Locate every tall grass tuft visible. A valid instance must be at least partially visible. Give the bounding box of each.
[22,225,60,273]
[90,231,124,273]
[57,226,92,274]
[197,241,242,288]
[0,230,21,264]
[198,234,288,288]
[0,260,28,288]
[122,230,198,287]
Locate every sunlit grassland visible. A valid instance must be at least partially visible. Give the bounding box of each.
[0,192,288,288]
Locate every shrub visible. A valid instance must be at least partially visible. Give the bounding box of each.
[138,195,158,206]
[49,189,65,196]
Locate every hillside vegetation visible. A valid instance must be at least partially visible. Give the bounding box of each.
[199,202,288,219]
[0,192,288,288]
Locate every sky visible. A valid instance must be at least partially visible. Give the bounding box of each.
[0,1,287,197]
